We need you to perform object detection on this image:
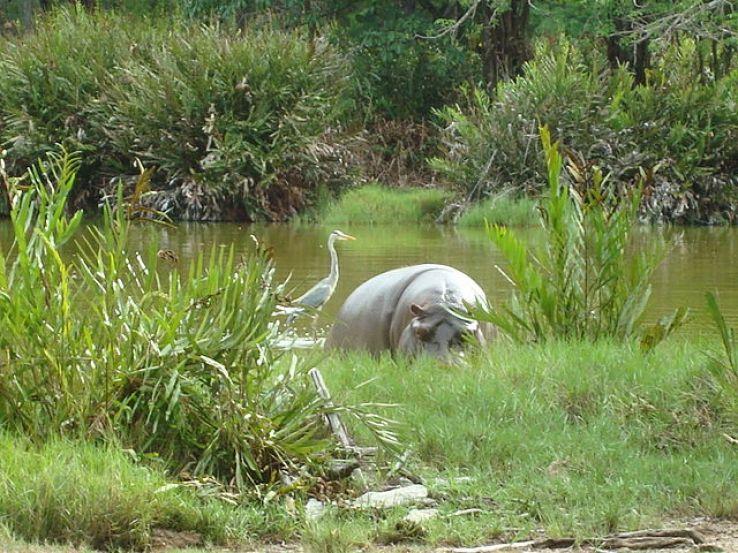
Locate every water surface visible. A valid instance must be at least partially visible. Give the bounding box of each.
[125,223,738,333]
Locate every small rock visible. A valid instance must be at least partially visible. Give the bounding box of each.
[434,476,473,487]
[404,508,439,524]
[416,497,439,508]
[353,484,429,508]
[326,459,360,480]
[393,476,415,487]
[305,498,325,520]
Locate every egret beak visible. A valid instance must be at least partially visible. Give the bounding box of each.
[342,233,356,241]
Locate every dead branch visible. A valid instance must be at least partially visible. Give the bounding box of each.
[416,0,484,40]
[448,527,710,552]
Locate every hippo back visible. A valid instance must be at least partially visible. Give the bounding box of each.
[325,264,490,355]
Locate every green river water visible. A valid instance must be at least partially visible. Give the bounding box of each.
[2,220,736,333]
[120,223,738,334]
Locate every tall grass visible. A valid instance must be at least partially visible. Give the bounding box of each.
[705,292,738,415]
[457,193,538,227]
[323,183,452,225]
[0,7,353,220]
[0,433,271,550]
[475,128,686,344]
[323,341,738,543]
[0,150,394,489]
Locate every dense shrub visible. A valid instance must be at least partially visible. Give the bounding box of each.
[0,8,354,220]
[0,151,395,487]
[432,39,738,223]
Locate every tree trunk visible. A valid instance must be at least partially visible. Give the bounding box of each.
[479,0,531,91]
[606,15,649,86]
[19,0,35,30]
[633,37,650,85]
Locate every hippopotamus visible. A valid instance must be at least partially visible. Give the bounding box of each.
[325,264,493,359]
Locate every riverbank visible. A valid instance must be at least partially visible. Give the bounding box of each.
[317,184,538,227]
[2,340,737,551]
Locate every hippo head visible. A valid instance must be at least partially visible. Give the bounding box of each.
[398,302,484,360]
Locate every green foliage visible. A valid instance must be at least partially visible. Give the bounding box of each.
[457,193,538,227]
[432,40,602,195]
[323,340,738,541]
[333,4,478,120]
[0,433,269,549]
[323,183,452,225]
[432,38,738,223]
[0,150,395,489]
[474,127,686,344]
[0,7,353,220]
[705,291,738,404]
[170,0,481,120]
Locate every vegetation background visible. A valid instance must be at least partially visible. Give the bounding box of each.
[1,0,736,224]
[1,1,738,552]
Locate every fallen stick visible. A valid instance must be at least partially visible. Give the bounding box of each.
[309,368,353,449]
[598,536,692,550]
[447,527,706,552]
[608,528,705,544]
[449,540,536,553]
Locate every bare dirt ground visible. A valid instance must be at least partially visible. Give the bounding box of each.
[3,519,736,553]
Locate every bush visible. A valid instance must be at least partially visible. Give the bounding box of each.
[474,128,686,345]
[705,291,738,415]
[0,150,395,488]
[0,7,354,221]
[432,38,738,223]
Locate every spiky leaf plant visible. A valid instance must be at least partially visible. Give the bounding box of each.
[475,127,686,346]
[0,150,396,490]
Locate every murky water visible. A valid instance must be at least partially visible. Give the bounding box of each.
[2,220,737,333]
[123,222,738,334]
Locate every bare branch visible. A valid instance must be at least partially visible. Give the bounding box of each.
[416,0,483,40]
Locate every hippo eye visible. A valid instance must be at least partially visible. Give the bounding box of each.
[414,325,432,341]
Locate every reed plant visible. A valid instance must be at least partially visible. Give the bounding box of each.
[475,128,686,345]
[705,292,738,411]
[0,150,395,489]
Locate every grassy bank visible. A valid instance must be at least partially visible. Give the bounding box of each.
[323,183,452,225]
[3,340,737,550]
[457,194,538,227]
[0,434,294,549]
[319,340,738,546]
[321,185,537,227]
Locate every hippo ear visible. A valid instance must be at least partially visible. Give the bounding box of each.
[410,303,426,317]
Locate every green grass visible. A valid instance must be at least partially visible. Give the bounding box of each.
[323,183,453,225]
[0,433,296,550]
[458,194,538,227]
[319,339,738,546]
[3,340,737,550]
